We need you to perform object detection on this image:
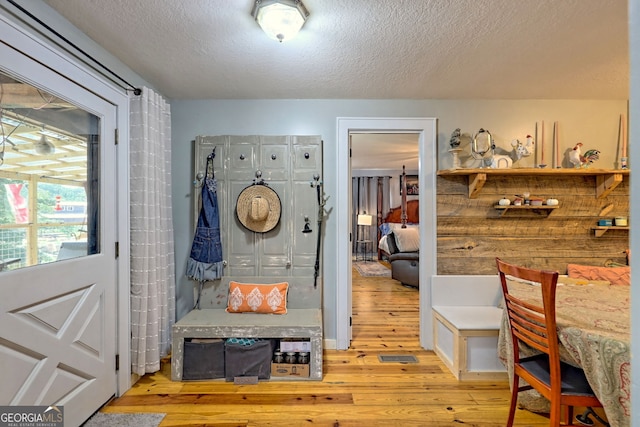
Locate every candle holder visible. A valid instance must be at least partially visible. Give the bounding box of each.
[621,157,628,170]
[538,164,547,169]
[449,148,463,170]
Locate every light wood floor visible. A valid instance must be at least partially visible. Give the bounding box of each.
[100,264,555,426]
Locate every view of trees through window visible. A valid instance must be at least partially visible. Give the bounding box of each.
[0,180,87,268]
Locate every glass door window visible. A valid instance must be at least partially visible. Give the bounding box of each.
[0,69,100,270]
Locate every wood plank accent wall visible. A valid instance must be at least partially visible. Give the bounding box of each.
[436,172,630,275]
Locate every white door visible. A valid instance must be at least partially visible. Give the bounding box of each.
[0,36,118,427]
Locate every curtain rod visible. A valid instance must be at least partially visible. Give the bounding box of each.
[7,0,142,96]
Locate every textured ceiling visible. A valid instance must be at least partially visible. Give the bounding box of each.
[41,0,628,101]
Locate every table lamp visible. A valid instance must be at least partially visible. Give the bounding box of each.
[357,213,372,240]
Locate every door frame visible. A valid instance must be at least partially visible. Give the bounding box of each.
[0,11,131,394]
[336,117,437,350]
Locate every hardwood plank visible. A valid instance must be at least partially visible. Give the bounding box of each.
[325,364,443,374]
[437,193,630,213]
[438,216,630,237]
[437,236,627,257]
[111,393,354,406]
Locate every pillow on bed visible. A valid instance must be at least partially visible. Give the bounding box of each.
[567,264,630,286]
[379,222,392,236]
[392,227,420,252]
[226,281,289,314]
[385,233,400,254]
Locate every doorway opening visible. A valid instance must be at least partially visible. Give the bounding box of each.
[336,117,438,351]
[349,132,420,341]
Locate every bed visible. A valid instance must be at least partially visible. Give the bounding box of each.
[378,200,419,255]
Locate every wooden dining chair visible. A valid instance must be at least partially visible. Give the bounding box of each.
[495,258,605,426]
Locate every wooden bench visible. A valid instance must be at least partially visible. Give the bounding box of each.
[171,308,323,381]
[431,275,507,381]
[432,305,506,380]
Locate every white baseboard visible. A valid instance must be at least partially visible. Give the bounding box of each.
[323,338,337,350]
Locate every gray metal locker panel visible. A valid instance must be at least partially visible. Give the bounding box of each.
[228,137,259,181]
[292,138,322,181]
[259,137,289,181]
[227,180,257,276]
[193,136,227,228]
[192,135,323,309]
[259,181,289,276]
[291,181,317,277]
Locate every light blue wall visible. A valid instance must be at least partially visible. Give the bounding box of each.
[171,98,627,343]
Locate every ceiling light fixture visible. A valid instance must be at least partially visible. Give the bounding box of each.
[251,0,310,43]
[34,126,55,155]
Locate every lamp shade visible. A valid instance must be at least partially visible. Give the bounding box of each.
[357,214,372,226]
[252,0,309,42]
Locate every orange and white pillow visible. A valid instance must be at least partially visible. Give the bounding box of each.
[567,264,630,286]
[226,281,289,314]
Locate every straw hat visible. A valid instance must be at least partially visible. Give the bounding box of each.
[236,184,281,233]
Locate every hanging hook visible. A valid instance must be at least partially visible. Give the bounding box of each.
[302,216,312,233]
[193,172,204,187]
[310,173,323,187]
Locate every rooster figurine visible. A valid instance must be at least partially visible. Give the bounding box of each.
[581,148,600,167]
[568,142,600,168]
[569,143,583,168]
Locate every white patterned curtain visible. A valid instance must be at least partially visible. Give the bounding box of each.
[129,87,175,375]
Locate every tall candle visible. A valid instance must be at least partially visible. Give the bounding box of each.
[535,122,539,166]
[540,121,545,165]
[553,122,562,168]
[621,114,627,158]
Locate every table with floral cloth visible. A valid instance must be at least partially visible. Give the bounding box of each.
[497,279,630,427]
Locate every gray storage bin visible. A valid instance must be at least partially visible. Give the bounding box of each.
[224,339,274,381]
[182,338,225,380]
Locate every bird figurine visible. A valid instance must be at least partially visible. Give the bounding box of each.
[568,142,600,168]
[569,143,583,168]
[581,148,600,167]
[449,128,461,148]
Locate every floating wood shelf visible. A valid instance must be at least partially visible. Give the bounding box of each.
[592,226,630,237]
[437,168,630,199]
[494,205,559,217]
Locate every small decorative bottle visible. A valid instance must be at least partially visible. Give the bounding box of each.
[297,352,310,364]
[285,352,297,364]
